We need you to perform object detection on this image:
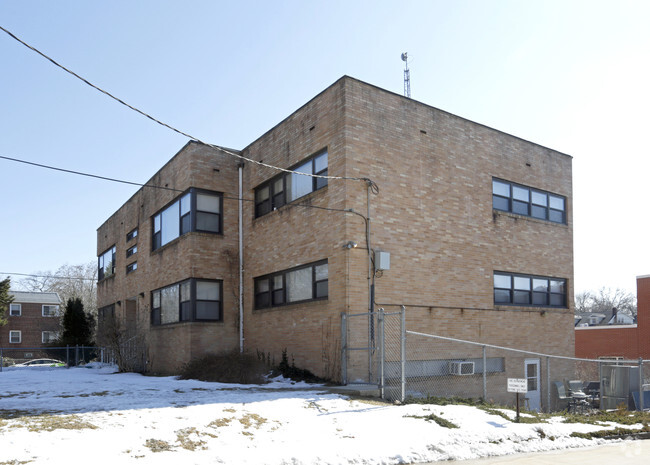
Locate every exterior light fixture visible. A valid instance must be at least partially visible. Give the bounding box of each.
[343,241,358,249]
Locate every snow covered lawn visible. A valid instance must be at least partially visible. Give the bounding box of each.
[0,365,644,464]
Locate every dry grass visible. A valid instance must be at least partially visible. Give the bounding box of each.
[175,427,210,451]
[9,414,97,432]
[144,439,174,453]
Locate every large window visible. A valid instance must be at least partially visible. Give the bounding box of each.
[151,279,222,325]
[494,272,566,307]
[254,260,328,309]
[255,150,328,218]
[492,179,566,224]
[9,304,21,316]
[153,189,222,251]
[98,246,116,281]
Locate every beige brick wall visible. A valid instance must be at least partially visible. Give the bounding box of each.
[97,77,574,387]
[242,77,573,384]
[97,142,241,373]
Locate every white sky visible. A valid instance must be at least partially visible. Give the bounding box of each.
[1,0,649,295]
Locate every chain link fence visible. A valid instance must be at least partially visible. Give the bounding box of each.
[342,307,650,412]
[0,346,108,371]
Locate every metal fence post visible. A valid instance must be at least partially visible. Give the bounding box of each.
[400,305,406,402]
[546,357,551,413]
[482,345,487,401]
[639,358,644,412]
[0,347,3,372]
[66,345,69,366]
[378,308,385,399]
[341,313,347,385]
[599,360,603,410]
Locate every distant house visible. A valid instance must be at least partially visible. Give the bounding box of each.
[2,291,61,350]
[574,308,635,327]
[575,275,650,360]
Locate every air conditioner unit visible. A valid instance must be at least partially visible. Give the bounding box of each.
[449,361,475,375]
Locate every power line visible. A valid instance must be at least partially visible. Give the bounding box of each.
[0,272,96,282]
[0,155,183,193]
[1,153,370,220]
[0,25,376,188]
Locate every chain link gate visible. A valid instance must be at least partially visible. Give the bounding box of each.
[341,307,405,401]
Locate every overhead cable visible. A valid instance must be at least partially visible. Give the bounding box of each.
[0,155,183,193]
[0,271,96,282]
[0,25,375,186]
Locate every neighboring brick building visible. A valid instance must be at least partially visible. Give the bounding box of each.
[575,275,650,360]
[2,291,61,350]
[97,76,574,406]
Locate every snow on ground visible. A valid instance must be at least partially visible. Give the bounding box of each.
[0,365,642,464]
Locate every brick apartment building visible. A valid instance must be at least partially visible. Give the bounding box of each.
[97,76,574,404]
[3,291,61,350]
[575,275,650,360]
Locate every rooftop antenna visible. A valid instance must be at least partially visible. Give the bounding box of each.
[401,52,411,98]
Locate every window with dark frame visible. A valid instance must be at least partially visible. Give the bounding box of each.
[126,228,138,242]
[254,260,328,310]
[492,178,566,224]
[151,279,222,326]
[126,245,137,258]
[126,262,138,274]
[254,150,328,218]
[494,272,566,307]
[152,189,222,251]
[98,304,115,322]
[98,245,116,281]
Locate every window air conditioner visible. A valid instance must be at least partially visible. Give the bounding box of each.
[449,361,475,375]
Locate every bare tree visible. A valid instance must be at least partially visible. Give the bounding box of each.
[574,287,637,318]
[18,262,97,319]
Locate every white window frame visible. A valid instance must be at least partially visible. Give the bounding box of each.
[9,330,21,344]
[42,305,59,317]
[42,331,57,344]
[9,303,21,316]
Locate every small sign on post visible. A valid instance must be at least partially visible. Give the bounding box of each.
[507,378,527,422]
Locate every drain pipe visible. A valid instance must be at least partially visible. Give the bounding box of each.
[238,162,244,353]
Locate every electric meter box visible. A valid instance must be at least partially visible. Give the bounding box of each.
[375,251,390,270]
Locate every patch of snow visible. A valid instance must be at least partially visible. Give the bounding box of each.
[0,368,642,464]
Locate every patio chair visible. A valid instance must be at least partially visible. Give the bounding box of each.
[552,381,571,411]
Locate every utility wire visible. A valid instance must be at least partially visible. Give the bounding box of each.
[0,155,183,193]
[1,154,370,220]
[0,272,96,282]
[0,25,376,188]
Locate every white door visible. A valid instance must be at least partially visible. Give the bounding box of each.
[525,358,541,411]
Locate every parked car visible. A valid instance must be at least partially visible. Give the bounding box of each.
[13,358,65,367]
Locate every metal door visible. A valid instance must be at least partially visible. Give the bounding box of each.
[525,358,541,411]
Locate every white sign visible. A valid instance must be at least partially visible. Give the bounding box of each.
[507,378,527,393]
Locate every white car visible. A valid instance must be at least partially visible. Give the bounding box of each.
[13,358,65,367]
